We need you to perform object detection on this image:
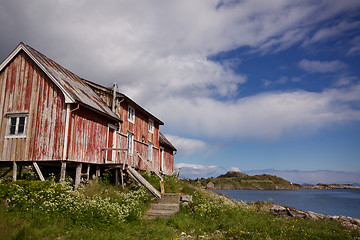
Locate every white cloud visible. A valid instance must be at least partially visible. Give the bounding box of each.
[0,1,359,143]
[175,163,241,179]
[164,135,207,156]
[305,21,360,45]
[298,59,348,73]
[154,84,360,140]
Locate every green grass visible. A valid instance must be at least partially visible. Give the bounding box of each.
[0,177,359,239]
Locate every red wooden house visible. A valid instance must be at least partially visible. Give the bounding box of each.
[0,42,176,193]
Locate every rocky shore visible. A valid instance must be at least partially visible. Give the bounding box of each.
[269,203,360,231]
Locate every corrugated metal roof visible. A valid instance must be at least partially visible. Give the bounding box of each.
[83,79,164,125]
[159,132,177,151]
[0,42,120,121]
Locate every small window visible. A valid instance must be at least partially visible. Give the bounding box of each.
[148,142,153,161]
[128,106,135,123]
[6,114,28,138]
[148,119,154,133]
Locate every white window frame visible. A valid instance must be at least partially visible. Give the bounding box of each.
[148,119,154,133]
[127,131,134,155]
[128,106,135,123]
[148,142,153,161]
[5,113,28,138]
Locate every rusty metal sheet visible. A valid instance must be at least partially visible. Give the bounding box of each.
[19,43,119,121]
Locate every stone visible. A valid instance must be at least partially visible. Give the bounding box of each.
[181,195,193,202]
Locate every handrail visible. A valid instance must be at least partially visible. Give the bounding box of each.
[136,152,165,194]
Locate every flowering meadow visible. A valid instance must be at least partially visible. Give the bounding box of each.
[0,177,359,239]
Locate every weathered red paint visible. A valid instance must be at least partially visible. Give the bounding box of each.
[0,43,176,176]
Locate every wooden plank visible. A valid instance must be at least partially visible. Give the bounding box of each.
[33,162,45,181]
[12,161,17,182]
[74,163,82,190]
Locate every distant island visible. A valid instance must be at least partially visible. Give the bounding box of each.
[194,171,360,190]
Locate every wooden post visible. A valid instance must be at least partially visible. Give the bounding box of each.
[17,166,23,180]
[96,166,100,178]
[160,180,165,194]
[33,162,45,181]
[60,162,66,182]
[12,161,17,182]
[86,164,90,181]
[115,168,119,186]
[74,163,82,190]
[120,168,124,190]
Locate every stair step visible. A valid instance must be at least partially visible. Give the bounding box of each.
[150,203,179,211]
[145,209,178,219]
[159,193,181,204]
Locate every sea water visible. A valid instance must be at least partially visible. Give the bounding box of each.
[213,189,360,219]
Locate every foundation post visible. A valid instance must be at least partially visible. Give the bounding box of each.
[12,161,17,182]
[74,163,82,190]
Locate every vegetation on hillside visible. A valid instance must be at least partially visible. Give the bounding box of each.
[195,171,302,190]
[0,173,359,239]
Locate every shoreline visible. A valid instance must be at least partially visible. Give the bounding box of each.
[209,183,360,191]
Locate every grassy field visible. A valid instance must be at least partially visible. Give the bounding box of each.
[0,176,359,239]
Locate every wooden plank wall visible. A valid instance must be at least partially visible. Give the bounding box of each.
[0,51,66,162]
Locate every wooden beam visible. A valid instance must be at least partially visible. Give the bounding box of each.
[74,163,82,190]
[60,162,66,182]
[12,161,17,182]
[33,162,45,181]
[0,167,12,179]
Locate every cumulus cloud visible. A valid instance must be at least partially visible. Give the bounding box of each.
[154,84,360,140]
[0,0,359,143]
[164,135,207,156]
[175,163,241,179]
[298,59,348,73]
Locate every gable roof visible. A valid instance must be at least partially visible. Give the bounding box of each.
[159,132,177,151]
[0,42,120,121]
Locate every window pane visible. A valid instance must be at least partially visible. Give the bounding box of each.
[18,117,25,134]
[9,117,16,134]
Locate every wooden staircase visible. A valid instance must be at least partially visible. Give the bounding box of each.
[145,193,181,219]
[127,165,161,198]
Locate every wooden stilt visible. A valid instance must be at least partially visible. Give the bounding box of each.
[33,162,45,181]
[120,168,124,190]
[17,166,23,180]
[60,162,67,182]
[86,164,90,181]
[96,166,100,178]
[115,168,119,186]
[12,161,17,182]
[75,163,82,190]
[0,167,12,179]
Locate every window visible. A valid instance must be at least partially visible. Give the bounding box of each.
[128,106,135,123]
[6,114,28,138]
[148,119,154,133]
[127,132,134,155]
[148,142,153,161]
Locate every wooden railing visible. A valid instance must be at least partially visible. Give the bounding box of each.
[136,152,165,194]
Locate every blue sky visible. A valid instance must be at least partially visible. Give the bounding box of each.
[1,0,359,183]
